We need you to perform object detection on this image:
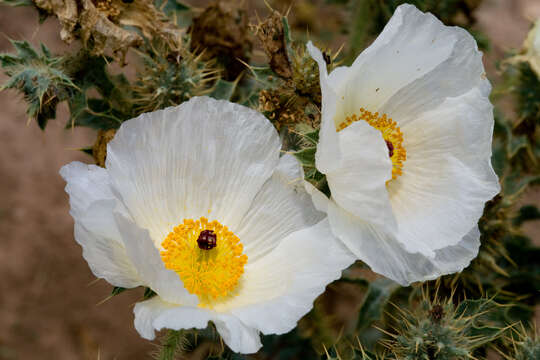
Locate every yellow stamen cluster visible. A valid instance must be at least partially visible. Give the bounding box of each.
[337,108,406,180]
[161,217,247,305]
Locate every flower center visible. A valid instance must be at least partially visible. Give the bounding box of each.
[160,217,247,305]
[337,108,406,180]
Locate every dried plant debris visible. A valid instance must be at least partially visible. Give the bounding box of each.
[253,10,293,79]
[189,1,252,80]
[259,87,319,131]
[92,128,116,167]
[32,0,181,61]
[258,42,340,131]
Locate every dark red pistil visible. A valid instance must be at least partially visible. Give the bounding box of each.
[385,140,394,158]
[197,230,217,250]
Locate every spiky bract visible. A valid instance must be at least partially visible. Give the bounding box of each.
[132,40,220,114]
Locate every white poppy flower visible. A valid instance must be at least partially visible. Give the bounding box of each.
[511,18,540,77]
[306,4,500,286]
[60,96,354,354]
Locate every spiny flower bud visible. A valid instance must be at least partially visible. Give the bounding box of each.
[380,289,502,360]
[132,40,220,114]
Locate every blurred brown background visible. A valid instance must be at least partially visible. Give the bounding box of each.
[0,0,539,359]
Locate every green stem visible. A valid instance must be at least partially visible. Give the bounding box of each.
[158,330,183,360]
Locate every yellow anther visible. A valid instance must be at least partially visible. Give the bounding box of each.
[160,217,247,306]
[338,108,406,181]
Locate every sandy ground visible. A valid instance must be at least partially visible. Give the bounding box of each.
[0,1,538,359]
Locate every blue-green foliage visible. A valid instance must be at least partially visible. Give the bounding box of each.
[0,40,76,129]
[63,51,134,130]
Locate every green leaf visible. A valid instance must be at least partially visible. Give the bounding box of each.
[491,137,507,177]
[346,0,379,64]
[155,0,192,27]
[0,0,34,6]
[155,0,190,12]
[455,299,505,346]
[12,40,39,60]
[260,330,319,360]
[515,62,540,131]
[356,278,399,331]
[502,172,540,199]
[68,98,124,130]
[281,16,295,66]
[61,52,133,129]
[80,146,93,156]
[513,205,540,226]
[507,133,529,159]
[157,330,186,360]
[143,287,157,300]
[455,298,493,318]
[293,147,316,167]
[0,40,76,129]
[238,65,280,108]
[303,130,319,145]
[209,79,237,101]
[111,286,127,296]
[65,53,116,96]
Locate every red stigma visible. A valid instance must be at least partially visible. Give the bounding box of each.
[197,230,217,250]
[385,140,394,158]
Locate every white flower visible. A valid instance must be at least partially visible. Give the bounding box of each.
[60,97,354,354]
[306,4,500,286]
[510,18,540,77]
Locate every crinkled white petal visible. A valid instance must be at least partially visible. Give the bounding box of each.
[114,213,198,306]
[236,154,324,262]
[318,190,480,286]
[307,45,396,230]
[60,162,140,288]
[106,96,281,246]
[342,4,488,118]
[326,120,396,230]
[134,297,262,354]
[309,3,489,175]
[212,219,355,334]
[307,42,341,174]
[387,88,500,254]
[370,4,489,121]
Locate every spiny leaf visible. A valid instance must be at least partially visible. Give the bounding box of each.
[502,172,540,199]
[356,278,399,331]
[154,0,192,27]
[210,79,237,101]
[156,330,188,360]
[507,133,530,159]
[0,40,76,129]
[62,51,134,130]
[302,129,320,145]
[513,205,540,226]
[293,147,316,167]
[68,98,124,130]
